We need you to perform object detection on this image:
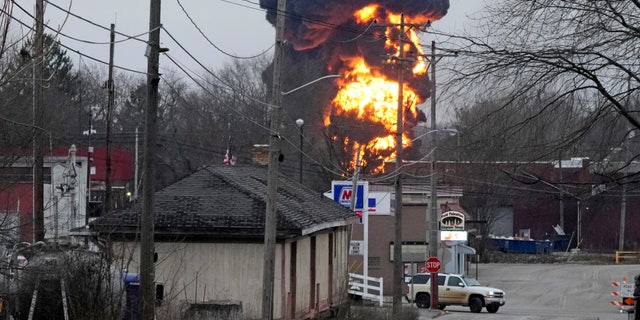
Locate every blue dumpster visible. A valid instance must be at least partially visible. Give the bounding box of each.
[122,273,141,320]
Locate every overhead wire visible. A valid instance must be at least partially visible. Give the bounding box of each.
[42,0,150,44]
[16,0,160,44]
[162,53,272,133]
[4,2,341,176]
[163,51,348,177]
[9,0,448,179]
[5,3,148,75]
[161,27,275,113]
[161,24,349,176]
[175,0,274,60]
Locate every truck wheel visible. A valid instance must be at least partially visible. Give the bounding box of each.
[415,293,430,309]
[469,297,483,313]
[486,304,499,313]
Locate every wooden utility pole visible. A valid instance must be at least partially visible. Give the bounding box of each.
[142,0,161,319]
[374,16,427,315]
[424,41,456,309]
[392,13,405,318]
[428,40,439,310]
[262,0,286,318]
[105,23,115,214]
[33,0,44,242]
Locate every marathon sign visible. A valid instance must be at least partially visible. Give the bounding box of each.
[324,180,391,217]
[333,183,366,209]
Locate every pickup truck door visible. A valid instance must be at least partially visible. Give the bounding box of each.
[443,275,468,304]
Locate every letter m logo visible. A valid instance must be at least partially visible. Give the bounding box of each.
[340,189,353,201]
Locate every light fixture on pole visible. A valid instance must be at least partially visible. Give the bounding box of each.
[296,118,304,183]
[421,128,458,264]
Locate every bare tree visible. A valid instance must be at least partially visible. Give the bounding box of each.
[446,0,639,160]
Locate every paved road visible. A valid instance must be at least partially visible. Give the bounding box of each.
[412,263,640,320]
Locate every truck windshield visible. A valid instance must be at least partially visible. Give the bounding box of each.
[463,277,481,286]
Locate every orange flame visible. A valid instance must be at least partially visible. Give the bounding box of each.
[326,5,433,174]
[354,4,379,23]
[325,57,418,174]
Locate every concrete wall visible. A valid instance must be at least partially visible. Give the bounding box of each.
[112,226,350,320]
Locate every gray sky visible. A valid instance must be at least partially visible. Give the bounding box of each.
[9,0,486,78]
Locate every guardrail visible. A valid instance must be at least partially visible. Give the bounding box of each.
[615,251,640,264]
[348,273,384,307]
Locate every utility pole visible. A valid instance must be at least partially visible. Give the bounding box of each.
[428,40,439,310]
[619,156,628,251]
[32,0,44,242]
[559,152,564,230]
[392,13,405,318]
[134,126,139,200]
[262,0,286,318]
[374,16,427,315]
[105,23,115,214]
[423,41,456,309]
[350,147,361,212]
[620,81,632,252]
[142,1,161,319]
[350,147,369,300]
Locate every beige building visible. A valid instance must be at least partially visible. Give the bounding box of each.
[87,165,356,320]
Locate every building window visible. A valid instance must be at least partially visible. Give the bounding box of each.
[368,256,380,270]
[389,241,428,262]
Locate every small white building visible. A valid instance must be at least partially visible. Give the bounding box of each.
[85,165,356,320]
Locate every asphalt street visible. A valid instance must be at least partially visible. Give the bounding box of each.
[411,263,640,320]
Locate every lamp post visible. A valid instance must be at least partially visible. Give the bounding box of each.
[420,129,458,263]
[427,130,455,310]
[296,118,304,183]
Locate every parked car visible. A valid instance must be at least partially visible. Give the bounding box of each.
[405,273,506,313]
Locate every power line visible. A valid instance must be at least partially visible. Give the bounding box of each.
[1,4,149,75]
[13,1,154,45]
[160,53,347,177]
[43,0,150,44]
[175,0,274,60]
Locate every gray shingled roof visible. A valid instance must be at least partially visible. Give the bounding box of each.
[88,165,356,240]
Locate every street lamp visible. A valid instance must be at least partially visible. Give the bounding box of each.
[411,128,457,143]
[296,118,304,183]
[427,127,457,309]
[423,128,458,250]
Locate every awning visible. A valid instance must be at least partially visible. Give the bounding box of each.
[456,244,476,255]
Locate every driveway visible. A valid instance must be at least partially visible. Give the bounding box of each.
[413,263,640,320]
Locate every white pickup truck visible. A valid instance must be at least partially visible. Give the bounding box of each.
[405,273,506,313]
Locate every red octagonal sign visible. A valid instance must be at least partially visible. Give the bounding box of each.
[425,257,441,273]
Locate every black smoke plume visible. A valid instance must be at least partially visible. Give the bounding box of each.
[260,0,450,174]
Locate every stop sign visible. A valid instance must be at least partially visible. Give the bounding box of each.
[425,257,441,273]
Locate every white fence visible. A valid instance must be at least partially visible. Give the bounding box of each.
[348,273,384,306]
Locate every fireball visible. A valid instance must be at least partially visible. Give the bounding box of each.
[325,5,436,174]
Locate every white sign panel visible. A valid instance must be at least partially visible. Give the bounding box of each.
[350,240,364,255]
[621,282,634,297]
[440,230,468,241]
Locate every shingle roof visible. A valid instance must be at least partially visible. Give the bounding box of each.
[88,165,356,240]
